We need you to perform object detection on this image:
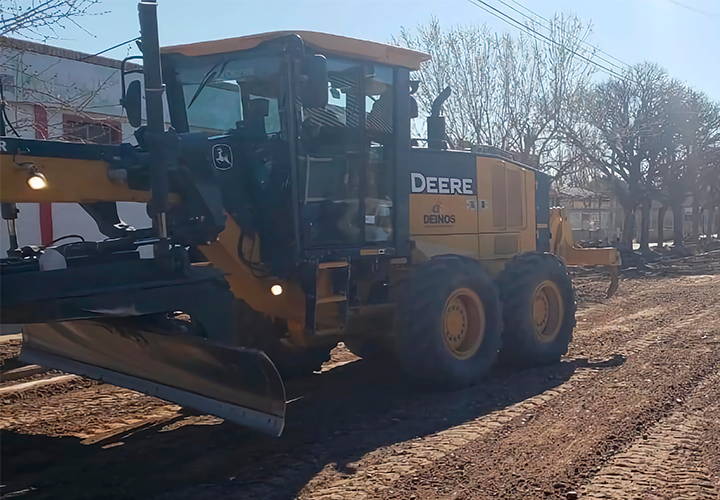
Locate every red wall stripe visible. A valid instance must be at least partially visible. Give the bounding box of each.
[34,105,53,246]
[33,104,48,140]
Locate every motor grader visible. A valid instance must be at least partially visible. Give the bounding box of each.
[0,1,620,436]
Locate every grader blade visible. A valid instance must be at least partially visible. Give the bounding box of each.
[549,207,622,298]
[20,321,286,436]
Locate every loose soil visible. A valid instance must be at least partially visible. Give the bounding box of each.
[2,274,720,500]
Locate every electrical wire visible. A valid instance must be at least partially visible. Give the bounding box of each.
[237,229,270,278]
[79,36,141,61]
[667,0,719,21]
[497,0,632,72]
[0,82,20,137]
[467,0,634,83]
[48,234,86,247]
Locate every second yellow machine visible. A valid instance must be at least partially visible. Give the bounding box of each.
[0,1,619,435]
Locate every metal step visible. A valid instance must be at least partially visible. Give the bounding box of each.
[318,261,349,269]
[317,294,347,304]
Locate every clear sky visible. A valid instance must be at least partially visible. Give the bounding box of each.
[15,0,720,101]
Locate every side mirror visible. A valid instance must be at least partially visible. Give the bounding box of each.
[299,54,328,108]
[410,96,419,119]
[122,80,142,128]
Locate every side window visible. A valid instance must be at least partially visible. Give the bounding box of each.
[298,59,363,247]
[248,93,281,135]
[365,65,394,242]
[184,82,243,134]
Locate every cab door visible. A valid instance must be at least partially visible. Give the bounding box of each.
[297,59,364,248]
[296,59,396,251]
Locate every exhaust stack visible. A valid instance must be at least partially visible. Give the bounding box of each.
[138,0,170,251]
[427,86,451,150]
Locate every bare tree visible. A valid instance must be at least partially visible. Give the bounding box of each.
[655,87,720,248]
[1,39,125,142]
[0,0,101,41]
[1,1,128,143]
[563,64,679,250]
[398,14,596,180]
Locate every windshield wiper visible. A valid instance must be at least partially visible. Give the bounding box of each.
[188,61,227,109]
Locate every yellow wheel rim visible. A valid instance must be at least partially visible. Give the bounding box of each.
[533,280,564,343]
[441,287,485,360]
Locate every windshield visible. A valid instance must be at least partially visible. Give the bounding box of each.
[172,55,284,136]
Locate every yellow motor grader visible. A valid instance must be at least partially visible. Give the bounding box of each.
[0,1,619,436]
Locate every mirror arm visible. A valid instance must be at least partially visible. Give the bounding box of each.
[120,55,144,101]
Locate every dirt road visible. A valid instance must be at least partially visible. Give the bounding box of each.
[2,275,720,499]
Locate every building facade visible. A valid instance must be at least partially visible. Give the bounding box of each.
[0,37,162,252]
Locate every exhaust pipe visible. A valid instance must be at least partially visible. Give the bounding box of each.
[427,86,451,150]
[138,1,170,251]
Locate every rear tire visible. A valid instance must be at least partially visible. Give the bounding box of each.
[396,255,503,389]
[496,252,576,367]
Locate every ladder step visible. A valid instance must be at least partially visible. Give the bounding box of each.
[314,327,345,336]
[316,294,347,304]
[318,261,349,269]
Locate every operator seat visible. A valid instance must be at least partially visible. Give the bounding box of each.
[243,98,269,142]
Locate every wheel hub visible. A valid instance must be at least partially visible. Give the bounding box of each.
[445,299,468,348]
[532,280,564,343]
[442,288,485,360]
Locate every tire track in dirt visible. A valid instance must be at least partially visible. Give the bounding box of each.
[1,383,180,439]
[294,276,720,499]
[3,276,719,500]
[153,278,681,500]
[583,413,717,498]
[377,277,720,500]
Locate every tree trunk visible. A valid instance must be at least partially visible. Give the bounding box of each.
[639,198,651,253]
[671,204,685,248]
[620,203,636,251]
[704,206,711,237]
[691,199,701,243]
[657,205,668,248]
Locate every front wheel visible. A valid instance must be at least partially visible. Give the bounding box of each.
[496,253,576,367]
[396,255,503,389]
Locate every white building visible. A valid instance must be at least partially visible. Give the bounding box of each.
[0,37,161,251]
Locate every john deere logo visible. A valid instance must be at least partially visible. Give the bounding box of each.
[212,144,233,171]
[424,203,456,225]
[411,172,473,195]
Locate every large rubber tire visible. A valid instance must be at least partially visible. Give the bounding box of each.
[496,252,576,368]
[396,255,503,389]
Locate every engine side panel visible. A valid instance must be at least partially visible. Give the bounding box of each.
[407,148,480,261]
[406,148,538,276]
[475,156,537,269]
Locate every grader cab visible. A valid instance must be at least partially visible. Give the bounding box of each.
[0,1,620,436]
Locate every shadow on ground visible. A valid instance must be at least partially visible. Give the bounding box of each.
[0,355,625,500]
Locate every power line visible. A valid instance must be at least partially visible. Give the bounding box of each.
[667,0,719,20]
[499,0,632,72]
[467,0,633,83]
[79,36,141,62]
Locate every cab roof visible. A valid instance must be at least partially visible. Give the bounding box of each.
[161,31,430,70]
